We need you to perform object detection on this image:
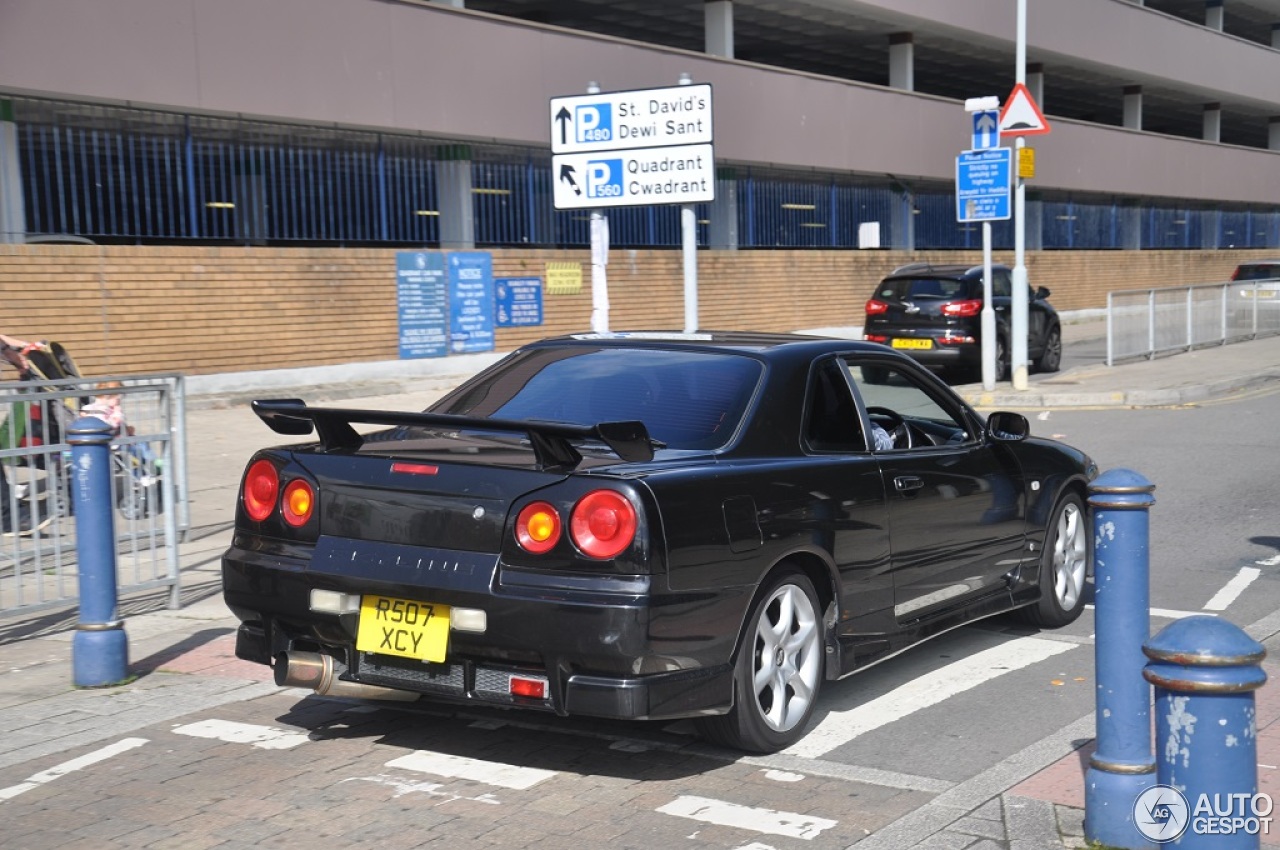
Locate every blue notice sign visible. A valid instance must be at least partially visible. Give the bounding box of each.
[495,277,543,327]
[448,252,495,354]
[956,148,1012,222]
[396,252,447,359]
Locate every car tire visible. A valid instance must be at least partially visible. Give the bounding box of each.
[1033,325,1062,373]
[860,365,889,385]
[1020,492,1089,628]
[697,567,825,753]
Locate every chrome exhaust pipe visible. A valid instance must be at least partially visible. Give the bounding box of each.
[274,651,419,702]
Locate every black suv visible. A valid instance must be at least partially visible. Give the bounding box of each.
[862,263,1061,383]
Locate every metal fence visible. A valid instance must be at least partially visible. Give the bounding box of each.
[0,374,188,617]
[1105,278,1280,365]
[8,96,1280,251]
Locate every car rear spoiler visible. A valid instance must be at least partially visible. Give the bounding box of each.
[250,399,658,470]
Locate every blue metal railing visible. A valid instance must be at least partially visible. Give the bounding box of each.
[9,96,1280,251]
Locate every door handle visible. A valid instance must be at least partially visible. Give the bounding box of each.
[895,476,924,493]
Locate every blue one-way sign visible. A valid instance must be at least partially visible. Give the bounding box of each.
[955,149,1012,222]
[971,110,1000,150]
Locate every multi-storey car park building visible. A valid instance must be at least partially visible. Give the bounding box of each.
[0,0,1277,376]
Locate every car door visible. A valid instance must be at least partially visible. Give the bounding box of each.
[843,356,1028,622]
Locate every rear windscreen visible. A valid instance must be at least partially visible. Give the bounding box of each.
[1235,265,1280,281]
[431,347,763,451]
[875,277,970,300]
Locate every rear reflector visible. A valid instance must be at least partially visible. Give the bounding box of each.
[509,675,548,699]
[391,462,440,476]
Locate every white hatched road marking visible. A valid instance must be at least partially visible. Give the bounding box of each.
[172,719,310,750]
[0,738,149,801]
[386,750,557,790]
[1204,567,1263,612]
[659,794,837,840]
[785,636,1074,759]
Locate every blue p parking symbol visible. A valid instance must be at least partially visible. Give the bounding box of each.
[575,104,612,143]
[585,159,623,200]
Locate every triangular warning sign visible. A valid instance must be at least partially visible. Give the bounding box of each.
[999,82,1051,137]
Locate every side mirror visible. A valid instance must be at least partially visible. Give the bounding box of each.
[1035,286,1051,300]
[987,411,1029,442]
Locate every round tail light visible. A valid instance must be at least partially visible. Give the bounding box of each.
[570,490,637,560]
[282,479,315,527]
[516,501,562,554]
[243,459,279,522]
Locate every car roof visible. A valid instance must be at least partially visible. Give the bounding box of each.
[529,330,891,359]
[885,262,1007,279]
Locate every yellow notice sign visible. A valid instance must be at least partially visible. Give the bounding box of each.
[545,261,583,295]
[1018,147,1036,180]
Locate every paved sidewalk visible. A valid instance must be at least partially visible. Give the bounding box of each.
[1,323,1278,848]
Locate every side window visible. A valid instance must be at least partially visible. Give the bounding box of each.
[991,269,1012,298]
[844,360,972,450]
[805,358,867,452]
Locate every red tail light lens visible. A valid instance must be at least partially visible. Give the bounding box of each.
[282,479,315,527]
[941,299,983,317]
[515,501,562,554]
[864,333,887,343]
[243,459,279,522]
[865,299,889,316]
[570,490,637,560]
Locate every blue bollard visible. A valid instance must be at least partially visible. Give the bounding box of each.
[1142,616,1267,848]
[68,416,130,687]
[1085,468,1158,849]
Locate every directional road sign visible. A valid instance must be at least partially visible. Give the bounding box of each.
[550,84,713,154]
[955,148,1012,222]
[971,109,1000,150]
[552,143,714,210]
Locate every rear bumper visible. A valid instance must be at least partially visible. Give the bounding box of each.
[222,535,743,721]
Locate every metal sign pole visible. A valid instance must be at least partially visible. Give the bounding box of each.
[679,72,698,333]
[1011,0,1029,390]
[982,221,996,389]
[585,81,609,334]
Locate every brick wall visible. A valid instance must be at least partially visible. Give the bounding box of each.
[0,244,1266,378]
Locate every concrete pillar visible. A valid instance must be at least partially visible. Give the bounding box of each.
[705,1,734,58]
[1270,117,1280,151]
[1123,85,1143,130]
[709,167,739,250]
[436,144,475,249]
[893,185,916,250]
[1205,0,1224,31]
[1026,195,1044,250]
[1120,205,1143,250]
[1202,102,1221,143]
[0,100,25,244]
[889,33,914,92]
[1027,63,1045,111]
[1201,210,1222,249]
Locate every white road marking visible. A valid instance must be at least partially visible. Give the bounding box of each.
[386,751,556,790]
[785,636,1073,759]
[341,774,502,804]
[1086,605,1214,621]
[1204,567,1263,611]
[0,737,148,801]
[658,795,837,840]
[172,719,310,750]
[762,769,805,782]
[1256,555,1280,567]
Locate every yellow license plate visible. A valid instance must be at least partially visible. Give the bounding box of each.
[891,338,934,350]
[1256,291,1276,298]
[356,595,450,662]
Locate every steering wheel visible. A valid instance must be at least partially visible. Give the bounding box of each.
[866,406,913,449]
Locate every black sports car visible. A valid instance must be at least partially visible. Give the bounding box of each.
[222,332,1096,753]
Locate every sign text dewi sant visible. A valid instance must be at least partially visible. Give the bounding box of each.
[550,84,713,155]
